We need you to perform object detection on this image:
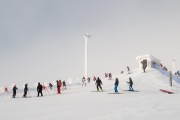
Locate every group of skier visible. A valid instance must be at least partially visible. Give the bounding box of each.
[10,80,67,98]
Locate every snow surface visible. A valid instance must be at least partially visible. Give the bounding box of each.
[1,68,180,120]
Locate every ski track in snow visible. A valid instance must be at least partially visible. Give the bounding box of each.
[1,68,180,120]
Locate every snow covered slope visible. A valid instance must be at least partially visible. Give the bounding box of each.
[0,68,180,120]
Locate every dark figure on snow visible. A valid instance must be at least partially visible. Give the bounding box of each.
[127,77,134,91]
[37,82,43,97]
[23,84,28,98]
[96,77,103,91]
[12,85,18,98]
[49,83,53,90]
[109,73,112,80]
[87,77,91,83]
[63,80,66,89]
[141,60,147,73]
[82,77,86,86]
[114,78,119,93]
[105,73,108,78]
[127,66,130,74]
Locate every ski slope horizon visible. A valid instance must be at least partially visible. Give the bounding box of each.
[1,67,180,120]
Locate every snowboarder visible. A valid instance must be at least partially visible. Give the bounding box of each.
[23,84,28,98]
[114,78,119,93]
[12,85,18,98]
[127,77,134,91]
[96,77,103,91]
[62,80,66,89]
[37,82,43,97]
[82,77,86,86]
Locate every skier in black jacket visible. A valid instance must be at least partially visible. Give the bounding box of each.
[37,82,43,97]
[127,77,134,91]
[23,84,28,98]
[96,77,103,91]
[12,85,18,98]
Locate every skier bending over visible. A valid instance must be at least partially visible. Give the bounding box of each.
[96,77,103,91]
[23,84,28,98]
[114,78,119,93]
[37,82,43,97]
[12,85,18,98]
[127,77,134,91]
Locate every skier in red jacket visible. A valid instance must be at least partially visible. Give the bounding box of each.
[57,80,62,94]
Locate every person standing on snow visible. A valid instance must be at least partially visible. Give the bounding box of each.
[82,77,86,86]
[37,82,43,97]
[127,66,130,74]
[96,77,103,91]
[62,80,66,90]
[23,84,28,98]
[12,85,18,98]
[114,78,119,93]
[127,77,134,91]
[109,73,112,80]
[56,80,61,94]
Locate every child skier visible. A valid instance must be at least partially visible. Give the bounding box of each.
[12,85,18,98]
[95,77,103,91]
[114,78,119,93]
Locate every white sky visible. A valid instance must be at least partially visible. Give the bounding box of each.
[1,0,180,85]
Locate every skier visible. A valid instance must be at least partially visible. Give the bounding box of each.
[114,78,119,93]
[12,85,18,98]
[127,77,134,91]
[105,73,108,78]
[95,77,103,91]
[62,80,66,89]
[127,66,130,74]
[23,83,28,98]
[56,80,61,94]
[141,60,147,73]
[37,82,43,97]
[59,80,62,93]
[49,83,53,90]
[109,73,112,80]
[82,77,86,86]
[87,77,91,83]
[93,76,96,81]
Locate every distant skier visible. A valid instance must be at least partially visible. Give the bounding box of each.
[105,73,108,78]
[109,73,112,80]
[114,78,119,93]
[57,80,61,94]
[62,80,66,89]
[127,77,134,91]
[82,77,86,86]
[96,77,103,91]
[127,66,130,74]
[12,85,18,98]
[37,82,43,97]
[93,76,96,81]
[23,84,28,98]
[141,60,147,73]
[49,83,53,90]
[87,77,91,83]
